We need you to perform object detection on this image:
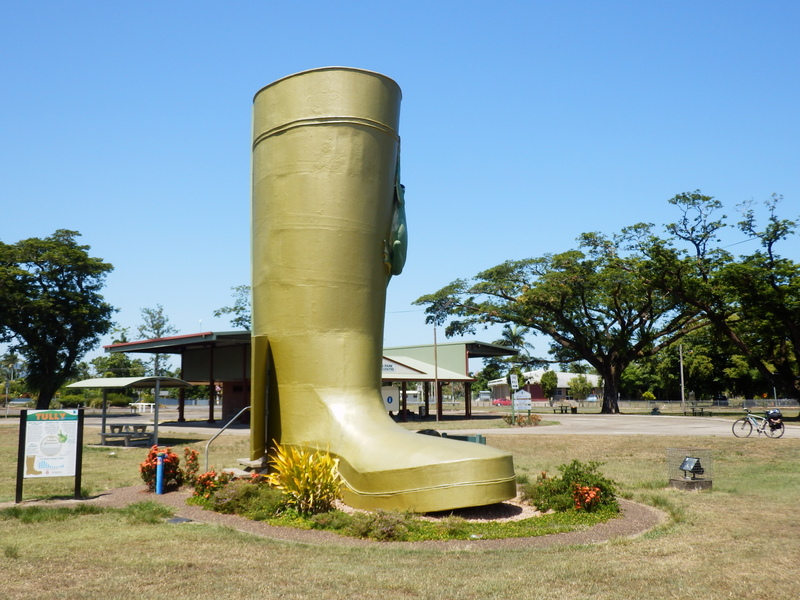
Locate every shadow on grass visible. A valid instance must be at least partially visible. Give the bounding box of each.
[391,413,503,424]
[85,435,209,449]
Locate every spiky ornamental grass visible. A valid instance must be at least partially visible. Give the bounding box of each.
[265,442,342,515]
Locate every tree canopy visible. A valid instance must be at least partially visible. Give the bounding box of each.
[90,327,146,379]
[137,304,178,376]
[0,230,115,409]
[415,191,800,412]
[415,230,706,413]
[214,284,252,330]
[632,192,800,399]
[539,370,558,401]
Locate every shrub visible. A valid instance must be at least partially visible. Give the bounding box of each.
[521,460,618,513]
[182,448,200,486]
[85,392,135,409]
[345,510,411,541]
[437,515,469,538]
[212,476,282,518]
[57,394,86,408]
[139,446,183,492]
[310,509,353,531]
[265,442,342,515]
[193,469,233,500]
[502,413,542,427]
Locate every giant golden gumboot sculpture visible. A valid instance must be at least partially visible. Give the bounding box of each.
[250,67,516,512]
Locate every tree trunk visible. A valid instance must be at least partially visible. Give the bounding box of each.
[35,389,54,410]
[600,368,621,414]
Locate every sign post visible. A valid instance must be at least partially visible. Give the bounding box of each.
[509,374,519,421]
[16,409,85,503]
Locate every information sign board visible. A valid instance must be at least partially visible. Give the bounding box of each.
[22,410,80,478]
[16,409,84,503]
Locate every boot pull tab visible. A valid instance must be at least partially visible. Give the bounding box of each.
[385,146,408,280]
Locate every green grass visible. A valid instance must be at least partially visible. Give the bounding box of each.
[0,420,246,503]
[2,420,800,599]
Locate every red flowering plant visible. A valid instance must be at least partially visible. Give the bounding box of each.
[182,448,200,486]
[192,469,234,500]
[573,485,602,511]
[139,445,183,492]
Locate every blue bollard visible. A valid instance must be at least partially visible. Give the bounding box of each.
[156,452,165,495]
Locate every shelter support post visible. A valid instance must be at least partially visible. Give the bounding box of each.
[101,390,108,434]
[178,387,185,422]
[208,382,215,423]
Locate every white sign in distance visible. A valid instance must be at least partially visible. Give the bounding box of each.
[513,389,532,410]
[382,386,400,412]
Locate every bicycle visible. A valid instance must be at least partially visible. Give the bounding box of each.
[731,408,785,438]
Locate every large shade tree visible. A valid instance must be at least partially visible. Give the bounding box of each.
[137,304,179,376]
[90,327,146,378]
[0,230,115,409]
[635,192,800,400]
[415,229,707,414]
[213,284,252,330]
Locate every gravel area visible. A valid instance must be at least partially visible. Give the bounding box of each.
[8,485,667,551]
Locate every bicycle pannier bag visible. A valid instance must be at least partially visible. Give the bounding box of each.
[766,409,783,429]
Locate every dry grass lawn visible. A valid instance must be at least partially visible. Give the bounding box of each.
[1,417,798,599]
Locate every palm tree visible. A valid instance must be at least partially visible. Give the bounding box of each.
[495,324,534,351]
[1,352,23,381]
[1,352,24,404]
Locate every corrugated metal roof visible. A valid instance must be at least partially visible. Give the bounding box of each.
[67,376,192,389]
[382,356,474,382]
[105,331,250,354]
[385,340,519,359]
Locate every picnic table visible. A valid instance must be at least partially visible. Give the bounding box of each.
[130,402,156,414]
[99,423,153,446]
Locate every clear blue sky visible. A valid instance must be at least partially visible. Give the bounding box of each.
[2,1,798,365]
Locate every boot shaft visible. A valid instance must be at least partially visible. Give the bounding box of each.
[252,68,402,346]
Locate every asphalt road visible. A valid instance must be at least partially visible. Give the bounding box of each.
[463,412,799,438]
[103,410,800,439]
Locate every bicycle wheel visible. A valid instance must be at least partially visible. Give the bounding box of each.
[765,422,785,439]
[732,418,753,438]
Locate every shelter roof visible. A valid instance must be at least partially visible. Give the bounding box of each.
[105,331,250,354]
[67,376,193,389]
[382,356,474,382]
[384,340,519,359]
[106,332,515,364]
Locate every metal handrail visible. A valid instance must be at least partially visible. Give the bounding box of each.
[204,406,251,472]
